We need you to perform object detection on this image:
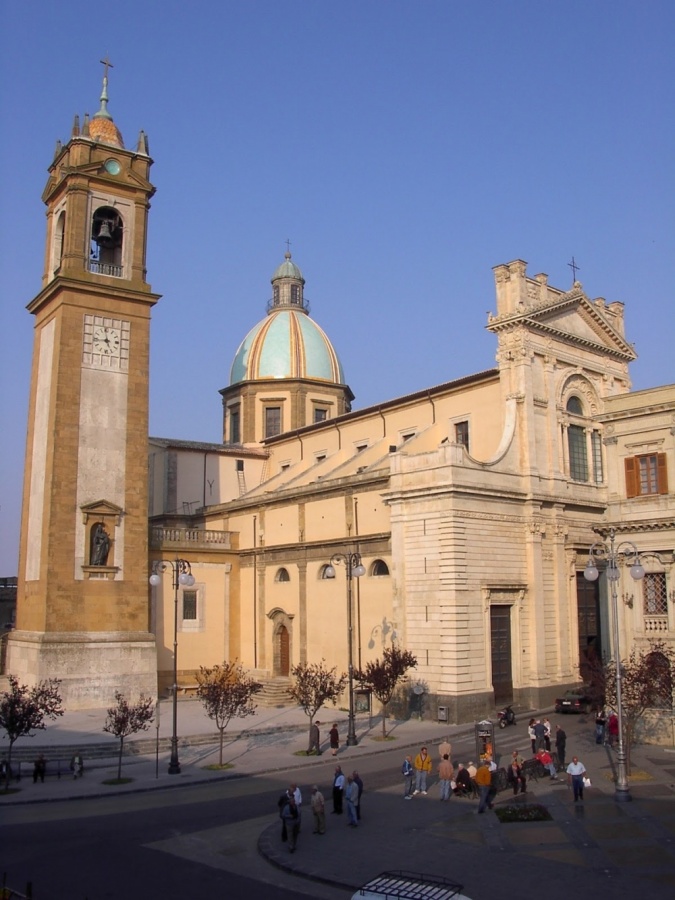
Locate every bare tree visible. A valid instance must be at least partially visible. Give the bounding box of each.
[196,661,262,766]
[602,638,674,772]
[355,646,417,738]
[103,692,155,780]
[288,660,347,749]
[0,675,63,788]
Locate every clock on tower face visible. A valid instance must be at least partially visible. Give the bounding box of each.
[93,325,121,356]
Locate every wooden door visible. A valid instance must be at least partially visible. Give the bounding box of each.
[490,605,513,706]
[576,573,601,681]
[278,625,290,677]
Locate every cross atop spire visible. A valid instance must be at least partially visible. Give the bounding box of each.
[95,56,114,121]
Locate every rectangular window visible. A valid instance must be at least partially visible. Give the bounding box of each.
[568,424,588,481]
[229,407,240,444]
[591,431,603,484]
[265,406,281,438]
[625,453,668,498]
[643,573,667,616]
[455,421,469,451]
[313,408,328,423]
[182,590,197,621]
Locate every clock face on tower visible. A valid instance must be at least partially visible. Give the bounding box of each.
[82,315,129,370]
[93,326,120,355]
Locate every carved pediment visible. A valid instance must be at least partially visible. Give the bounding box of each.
[81,499,123,526]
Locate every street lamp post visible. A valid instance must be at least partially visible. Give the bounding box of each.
[325,551,366,746]
[584,528,645,802]
[149,558,195,774]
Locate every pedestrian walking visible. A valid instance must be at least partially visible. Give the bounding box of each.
[438,753,454,801]
[352,770,363,820]
[345,775,359,826]
[33,754,46,784]
[402,755,414,799]
[555,724,567,768]
[329,723,340,756]
[566,756,587,802]
[70,752,84,779]
[595,709,606,744]
[413,746,432,795]
[310,785,326,834]
[332,765,345,814]
[607,712,619,748]
[307,720,321,755]
[475,761,493,813]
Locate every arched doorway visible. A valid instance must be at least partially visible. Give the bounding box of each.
[277,624,290,677]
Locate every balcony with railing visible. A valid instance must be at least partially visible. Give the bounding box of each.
[643,615,670,634]
[150,526,233,551]
[88,260,124,278]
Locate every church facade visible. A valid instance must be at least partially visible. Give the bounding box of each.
[8,80,675,718]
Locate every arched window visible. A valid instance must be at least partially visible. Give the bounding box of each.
[275,567,290,583]
[566,396,588,481]
[90,206,124,276]
[53,211,65,275]
[371,559,390,576]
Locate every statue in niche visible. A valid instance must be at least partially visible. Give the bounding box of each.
[90,522,111,566]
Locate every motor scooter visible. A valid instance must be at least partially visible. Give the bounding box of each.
[498,705,516,728]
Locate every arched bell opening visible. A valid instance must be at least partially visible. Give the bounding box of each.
[90,206,124,276]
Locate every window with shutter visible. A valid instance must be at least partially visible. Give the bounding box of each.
[625,453,669,497]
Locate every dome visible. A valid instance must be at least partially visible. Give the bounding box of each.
[88,71,124,149]
[230,309,345,385]
[89,116,124,148]
[271,253,304,283]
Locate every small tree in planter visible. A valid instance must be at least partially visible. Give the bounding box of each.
[602,639,675,772]
[103,692,155,780]
[196,661,262,766]
[0,675,64,788]
[355,646,417,738]
[288,660,347,751]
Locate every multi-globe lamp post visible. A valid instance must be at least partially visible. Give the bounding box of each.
[325,551,366,747]
[149,558,195,774]
[583,528,645,802]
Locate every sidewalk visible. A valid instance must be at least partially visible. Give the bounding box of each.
[2,702,675,899]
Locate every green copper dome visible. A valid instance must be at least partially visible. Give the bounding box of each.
[229,253,345,386]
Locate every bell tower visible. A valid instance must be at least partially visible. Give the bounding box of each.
[7,64,160,707]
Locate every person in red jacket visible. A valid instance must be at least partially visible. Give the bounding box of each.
[536,748,558,780]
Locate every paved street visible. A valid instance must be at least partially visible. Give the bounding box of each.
[1,702,675,899]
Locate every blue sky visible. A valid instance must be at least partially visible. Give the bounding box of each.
[1,1,673,573]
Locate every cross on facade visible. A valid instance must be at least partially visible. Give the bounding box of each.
[568,256,580,283]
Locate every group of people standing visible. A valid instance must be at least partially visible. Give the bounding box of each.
[278,766,364,853]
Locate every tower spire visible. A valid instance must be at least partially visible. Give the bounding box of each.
[94,56,114,121]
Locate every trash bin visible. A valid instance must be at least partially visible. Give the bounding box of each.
[438,706,448,722]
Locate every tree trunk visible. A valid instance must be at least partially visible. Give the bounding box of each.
[117,736,124,780]
[219,728,224,766]
[381,702,388,738]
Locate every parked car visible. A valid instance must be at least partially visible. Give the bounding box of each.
[352,871,472,900]
[555,689,592,714]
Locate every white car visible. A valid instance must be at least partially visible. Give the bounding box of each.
[352,870,473,900]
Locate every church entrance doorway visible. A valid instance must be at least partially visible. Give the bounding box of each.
[576,573,602,682]
[490,605,513,706]
[276,624,290,677]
